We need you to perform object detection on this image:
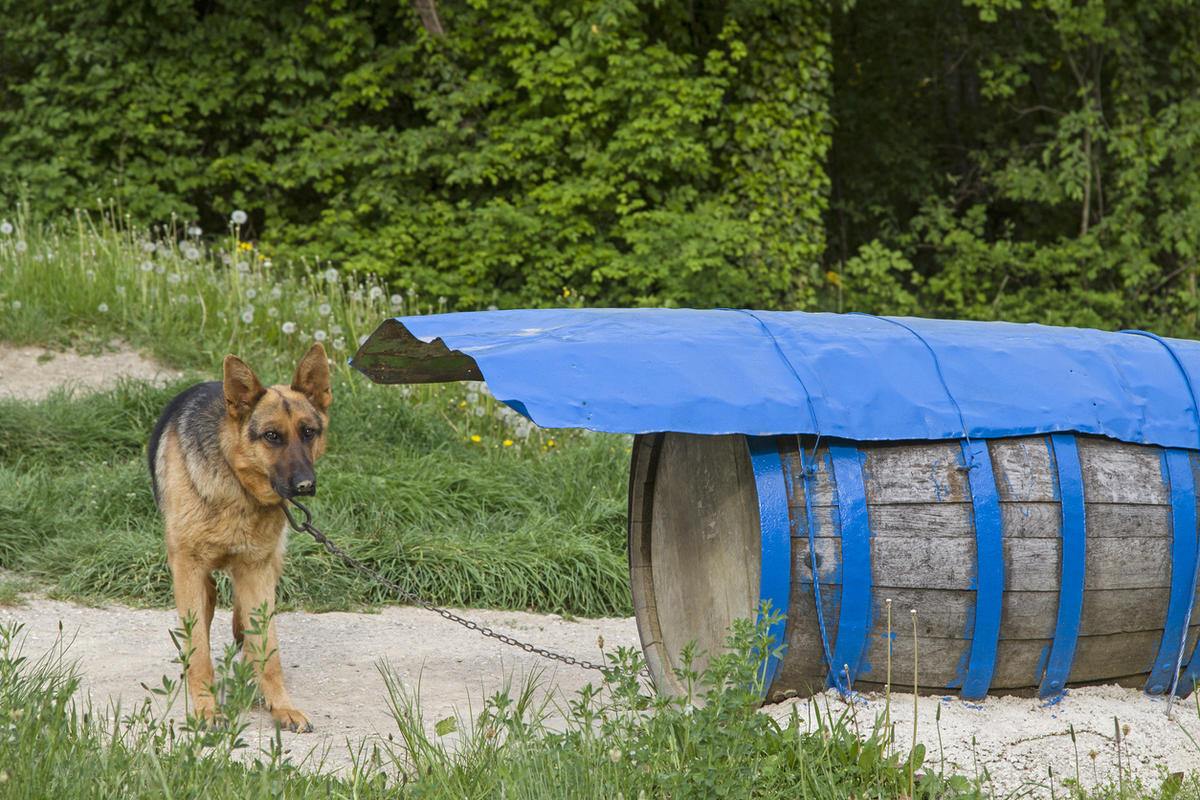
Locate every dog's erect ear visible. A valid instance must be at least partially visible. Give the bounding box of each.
[223,355,267,420]
[292,343,332,412]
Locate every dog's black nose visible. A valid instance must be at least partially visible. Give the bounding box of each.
[292,478,316,496]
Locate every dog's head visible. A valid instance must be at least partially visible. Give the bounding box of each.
[222,343,332,504]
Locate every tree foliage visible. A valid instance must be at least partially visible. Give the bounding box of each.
[0,0,833,310]
[825,0,1200,336]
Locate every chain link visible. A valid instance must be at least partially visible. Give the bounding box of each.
[282,499,614,673]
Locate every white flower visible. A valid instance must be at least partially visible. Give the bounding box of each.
[142,241,156,253]
[369,286,384,300]
[332,337,345,351]
[183,246,200,261]
[246,288,257,300]
[237,261,249,271]
[282,321,297,334]
[11,300,21,310]
[241,310,254,324]
[313,329,328,342]
[318,303,332,317]
[139,261,154,272]
[97,302,109,313]
[188,226,202,237]
[267,307,279,318]
[156,265,166,275]
[323,267,338,283]
[390,293,403,308]
[330,324,342,335]
[263,259,272,268]
[270,286,282,300]
[168,273,181,285]
[231,210,248,225]
[14,241,27,253]
[0,221,12,235]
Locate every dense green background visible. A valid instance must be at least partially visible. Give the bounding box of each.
[2,0,1198,333]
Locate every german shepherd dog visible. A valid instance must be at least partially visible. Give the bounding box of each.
[148,343,331,732]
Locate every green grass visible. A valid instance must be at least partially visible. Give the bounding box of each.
[3,207,1199,799]
[0,205,632,616]
[0,375,632,615]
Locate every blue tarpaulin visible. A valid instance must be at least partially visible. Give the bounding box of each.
[348,308,1200,450]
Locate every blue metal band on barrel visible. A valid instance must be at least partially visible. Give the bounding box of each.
[828,443,872,693]
[747,435,792,693]
[1039,433,1087,699]
[960,438,1004,700]
[1120,331,1200,699]
[1147,448,1198,695]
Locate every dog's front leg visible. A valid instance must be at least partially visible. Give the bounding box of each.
[231,558,313,732]
[167,550,219,724]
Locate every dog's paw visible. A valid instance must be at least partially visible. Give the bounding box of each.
[269,706,313,733]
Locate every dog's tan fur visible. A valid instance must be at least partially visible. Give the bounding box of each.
[149,344,331,731]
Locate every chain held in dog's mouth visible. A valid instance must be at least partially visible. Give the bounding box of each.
[280,499,630,676]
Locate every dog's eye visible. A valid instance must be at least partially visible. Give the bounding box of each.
[263,430,281,443]
[301,426,316,440]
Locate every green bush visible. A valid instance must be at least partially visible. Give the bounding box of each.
[822,0,1200,337]
[0,0,834,310]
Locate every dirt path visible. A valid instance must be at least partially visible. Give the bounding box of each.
[3,342,1200,797]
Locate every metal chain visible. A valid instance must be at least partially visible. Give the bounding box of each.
[281,499,612,673]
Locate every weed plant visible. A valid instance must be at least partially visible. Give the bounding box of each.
[0,612,996,800]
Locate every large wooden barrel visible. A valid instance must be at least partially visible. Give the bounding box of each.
[628,432,1200,701]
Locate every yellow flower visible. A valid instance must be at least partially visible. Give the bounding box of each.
[547,439,555,447]
[470,434,481,443]
[825,270,842,287]
[503,439,514,447]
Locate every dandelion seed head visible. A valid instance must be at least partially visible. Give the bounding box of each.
[332,337,345,351]
[267,307,279,318]
[188,226,202,238]
[323,267,338,283]
[97,302,109,313]
[116,285,126,296]
[177,294,189,304]
[282,321,297,334]
[241,310,254,324]
[86,269,96,280]
[313,329,328,342]
[231,210,248,225]
[139,261,154,272]
[156,265,166,275]
[368,286,384,300]
[330,324,342,335]
[0,221,12,235]
[318,303,332,317]
[168,273,181,285]
[390,293,403,308]
[142,241,156,253]
[11,300,21,310]
[270,286,282,300]
[14,241,27,253]
[246,288,257,300]
[184,246,200,261]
